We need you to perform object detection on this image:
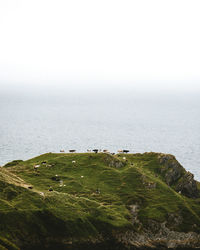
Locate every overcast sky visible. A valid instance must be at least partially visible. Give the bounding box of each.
[0,0,200,93]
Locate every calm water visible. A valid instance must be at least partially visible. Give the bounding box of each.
[0,90,200,180]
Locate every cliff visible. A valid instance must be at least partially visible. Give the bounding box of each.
[0,152,200,249]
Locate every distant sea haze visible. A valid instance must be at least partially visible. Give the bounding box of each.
[0,91,200,180]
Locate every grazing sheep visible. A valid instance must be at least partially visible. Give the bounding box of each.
[69,150,76,153]
[123,150,129,153]
[72,160,76,163]
[118,150,123,153]
[34,165,40,169]
[93,149,98,153]
[81,176,84,178]
[87,149,91,152]
[60,150,65,152]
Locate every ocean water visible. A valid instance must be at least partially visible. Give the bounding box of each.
[0,89,200,180]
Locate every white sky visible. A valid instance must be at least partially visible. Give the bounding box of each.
[0,0,200,92]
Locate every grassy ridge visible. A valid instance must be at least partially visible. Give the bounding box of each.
[1,152,200,249]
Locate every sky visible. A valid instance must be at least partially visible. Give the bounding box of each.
[0,0,200,93]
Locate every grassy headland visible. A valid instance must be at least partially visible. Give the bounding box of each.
[0,152,200,249]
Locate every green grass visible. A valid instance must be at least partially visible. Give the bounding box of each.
[0,152,200,248]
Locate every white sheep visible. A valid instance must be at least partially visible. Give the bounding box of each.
[34,164,40,169]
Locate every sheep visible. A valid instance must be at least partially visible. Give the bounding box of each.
[123,150,129,154]
[72,160,76,164]
[34,165,40,169]
[69,150,76,153]
[60,150,65,152]
[118,150,123,153]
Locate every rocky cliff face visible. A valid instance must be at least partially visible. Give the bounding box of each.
[116,227,200,249]
[158,154,199,198]
[114,205,200,249]
[176,171,199,198]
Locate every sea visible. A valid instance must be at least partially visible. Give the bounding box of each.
[0,85,200,180]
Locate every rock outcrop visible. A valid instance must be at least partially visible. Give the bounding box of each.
[116,224,200,249]
[176,171,200,198]
[158,154,199,198]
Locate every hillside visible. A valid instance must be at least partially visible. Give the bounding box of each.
[0,152,200,249]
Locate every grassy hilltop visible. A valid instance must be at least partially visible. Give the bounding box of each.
[0,152,200,249]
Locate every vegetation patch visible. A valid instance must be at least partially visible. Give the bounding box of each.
[0,152,200,249]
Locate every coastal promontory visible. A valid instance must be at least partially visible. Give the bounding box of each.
[0,152,200,249]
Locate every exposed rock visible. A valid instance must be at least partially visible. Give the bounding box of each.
[141,175,157,189]
[158,154,199,198]
[158,154,183,185]
[129,204,140,225]
[116,221,200,249]
[176,171,200,198]
[104,155,126,168]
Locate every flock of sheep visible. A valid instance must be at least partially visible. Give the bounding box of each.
[59,149,130,154]
[32,149,130,194]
